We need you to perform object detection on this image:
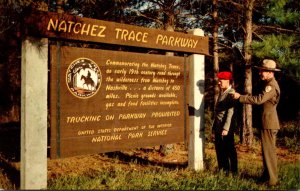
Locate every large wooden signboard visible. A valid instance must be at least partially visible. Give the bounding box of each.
[50,46,188,158]
[24,11,209,55]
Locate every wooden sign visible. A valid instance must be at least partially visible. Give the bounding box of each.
[50,46,188,158]
[24,11,209,55]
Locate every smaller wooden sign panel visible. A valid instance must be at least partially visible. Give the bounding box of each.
[50,46,188,158]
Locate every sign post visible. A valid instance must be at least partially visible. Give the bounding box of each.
[21,37,48,189]
[188,29,205,171]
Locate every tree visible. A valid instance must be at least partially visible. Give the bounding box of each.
[64,0,130,22]
[251,0,300,121]
[212,0,220,109]
[242,0,254,146]
[0,0,34,122]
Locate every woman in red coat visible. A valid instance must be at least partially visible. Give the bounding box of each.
[212,71,238,175]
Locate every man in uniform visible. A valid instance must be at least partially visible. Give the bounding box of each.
[232,59,281,186]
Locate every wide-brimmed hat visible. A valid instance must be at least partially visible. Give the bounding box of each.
[254,59,281,71]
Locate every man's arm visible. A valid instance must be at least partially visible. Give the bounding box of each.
[233,85,276,105]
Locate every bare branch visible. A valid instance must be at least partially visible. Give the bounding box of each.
[131,9,163,25]
[255,25,300,34]
[220,0,244,10]
[252,31,264,41]
[217,42,232,49]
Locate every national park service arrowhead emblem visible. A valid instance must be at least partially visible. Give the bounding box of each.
[265,85,272,93]
[66,58,102,99]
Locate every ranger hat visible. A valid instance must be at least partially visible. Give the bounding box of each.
[255,59,281,71]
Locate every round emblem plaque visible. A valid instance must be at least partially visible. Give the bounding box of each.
[66,58,101,99]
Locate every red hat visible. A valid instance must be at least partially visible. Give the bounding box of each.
[217,71,232,80]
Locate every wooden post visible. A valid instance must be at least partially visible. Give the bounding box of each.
[21,37,48,189]
[188,29,205,171]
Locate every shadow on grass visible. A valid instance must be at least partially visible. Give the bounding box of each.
[105,151,188,169]
[239,171,263,184]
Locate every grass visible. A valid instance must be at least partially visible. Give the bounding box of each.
[47,161,300,190]
[46,119,300,190]
[1,119,299,190]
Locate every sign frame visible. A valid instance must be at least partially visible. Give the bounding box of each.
[23,11,209,55]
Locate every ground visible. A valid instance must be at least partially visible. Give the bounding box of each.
[46,143,298,179]
[0,124,299,189]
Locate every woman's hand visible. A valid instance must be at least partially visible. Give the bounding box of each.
[222,129,228,136]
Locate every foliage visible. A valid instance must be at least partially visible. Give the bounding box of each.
[252,0,300,80]
[252,34,300,79]
[277,121,300,153]
[264,0,300,25]
[63,0,128,22]
[122,0,207,30]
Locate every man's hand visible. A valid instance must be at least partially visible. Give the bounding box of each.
[232,92,241,99]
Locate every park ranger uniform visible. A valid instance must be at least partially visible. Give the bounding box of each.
[239,76,280,185]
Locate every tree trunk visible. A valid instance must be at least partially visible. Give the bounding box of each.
[56,0,64,13]
[160,6,175,155]
[212,0,219,109]
[242,0,254,146]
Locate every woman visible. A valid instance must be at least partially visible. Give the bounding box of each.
[212,71,238,174]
